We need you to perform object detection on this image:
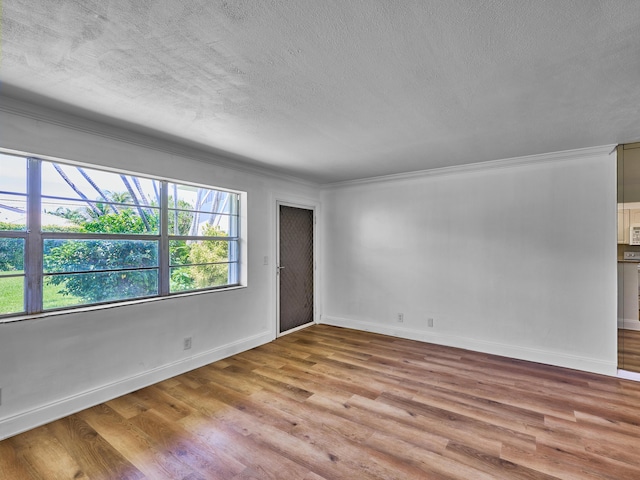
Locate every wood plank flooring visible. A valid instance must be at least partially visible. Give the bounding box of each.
[619,328,640,372]
[4,324,640,479]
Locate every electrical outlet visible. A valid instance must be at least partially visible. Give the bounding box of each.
[397,313,404,323]
[427,318,434,328]
[183,337,192,350]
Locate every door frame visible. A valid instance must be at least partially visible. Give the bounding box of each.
[617,142,640,376]
[274,196,320,338]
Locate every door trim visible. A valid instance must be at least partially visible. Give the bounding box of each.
[274,196,320,338]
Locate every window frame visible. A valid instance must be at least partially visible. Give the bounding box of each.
[0,153,243,319]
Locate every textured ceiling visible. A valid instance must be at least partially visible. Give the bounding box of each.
[2,0,640,183]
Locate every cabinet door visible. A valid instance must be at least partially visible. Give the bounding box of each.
[630,209,640,226]
[619,209,630,244]
[629,210,640,245]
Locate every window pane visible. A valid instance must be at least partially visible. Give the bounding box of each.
[170,264,232,293]
[168,212,237,237]
[41,162,160,234]
[169,239,235,266]
[41,199,160,234]
[43,269,158,309]
[0,238,25,274]
[168,184,237,214]
[0,196,27,231]
[43,239,158,273]
[0,154,26,193]
[42,162,159,201]
[0,275,25,314]
[0,152,27,231]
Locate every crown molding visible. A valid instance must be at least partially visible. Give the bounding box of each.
[0,94,319,188]
[323,144,617,189]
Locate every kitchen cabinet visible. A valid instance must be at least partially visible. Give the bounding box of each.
[619,210,628,243]
[619,262,639,327]
[617,207,640,244]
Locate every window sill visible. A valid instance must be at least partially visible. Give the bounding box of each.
[0,285,247,324]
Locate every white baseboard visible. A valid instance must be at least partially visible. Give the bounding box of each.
[618,369,640,382]
[621,319,640,331]
[0,331,273,440]
[320,316,617,377]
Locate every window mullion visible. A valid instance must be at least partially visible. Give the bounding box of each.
[25,158,43,314]
[229,213,239,284]
[168,235,238,242]
[40,232,160,241]
[159,181,169,295]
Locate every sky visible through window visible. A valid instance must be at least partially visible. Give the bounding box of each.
[0,154,231,231]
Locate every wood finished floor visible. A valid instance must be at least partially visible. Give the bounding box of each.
[619,328,640,372]
[4,325,640,479]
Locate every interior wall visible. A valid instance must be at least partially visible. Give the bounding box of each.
[0,98,320,439]
[320,147,618,375]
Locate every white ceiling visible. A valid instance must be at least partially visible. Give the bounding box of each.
[2,0,640,184]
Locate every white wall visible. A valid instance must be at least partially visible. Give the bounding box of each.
[0,98,320,439]
[320,147,618,375]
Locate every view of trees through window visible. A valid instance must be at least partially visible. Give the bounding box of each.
[0,153,240,316]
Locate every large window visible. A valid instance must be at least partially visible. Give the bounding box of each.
[0,153,241,317]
